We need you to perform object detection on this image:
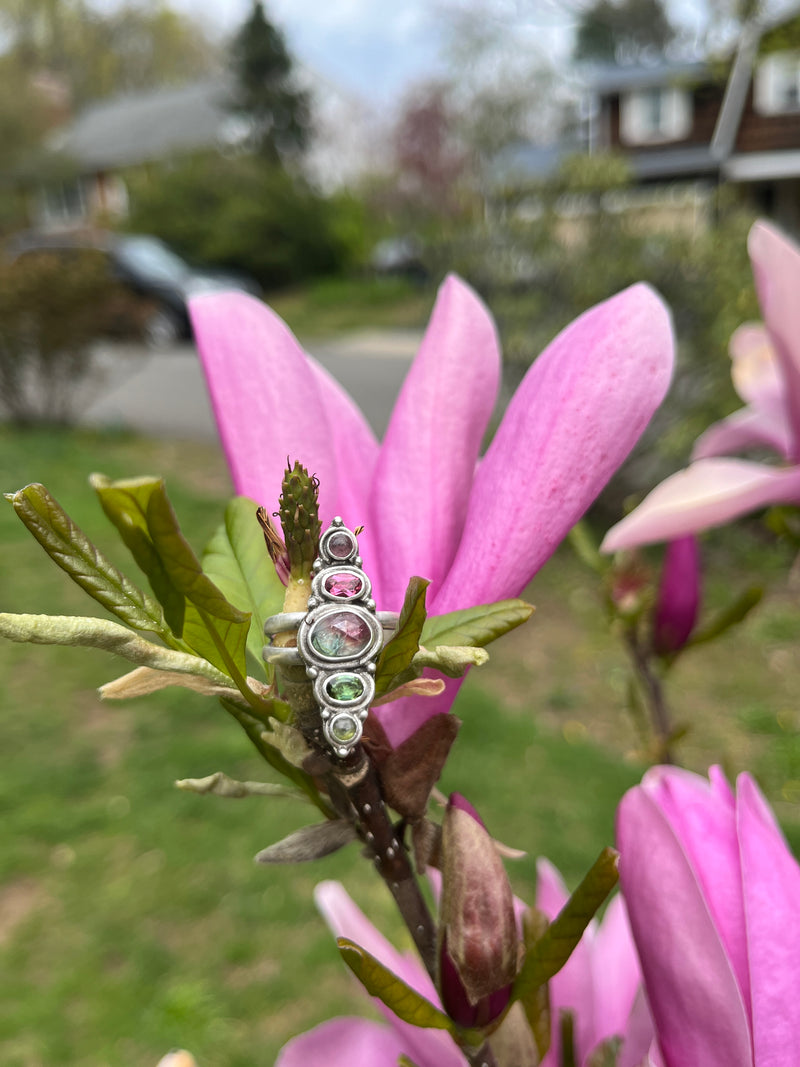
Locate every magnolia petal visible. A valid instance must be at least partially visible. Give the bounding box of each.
[189,292,375,525]
[602,458,800,551]
[616,788,753,1067]
[275,1017,406,1067]
[435,283,673,611]
[729,324,786,418]
[307,357,379,578]
[640,767,750,1022]
[748,221,800,456]
[617,988,656,1067]
[313,882,465,1067]
[592,894,643,1051]
[536,859,597,1067]
[737,773,800,1067]
[372,675,462,749]
[692,408,792,462]
[370,275,501,611]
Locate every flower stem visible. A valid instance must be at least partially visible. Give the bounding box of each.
[623,630,674,764]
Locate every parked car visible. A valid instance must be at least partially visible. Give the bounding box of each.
[5,231,261,347]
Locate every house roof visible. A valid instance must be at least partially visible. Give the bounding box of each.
[627,145,720,180]
[585,60,711,95]
[48,78,242,170]
[490,142,573,185]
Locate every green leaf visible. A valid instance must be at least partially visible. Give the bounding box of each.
[93,475,251,679]
[520,908,551,1061]
[397,1058,422,1067]
[337,938,463,1036]
[202,496,285,675]
[5,483,171,641]
[0,612,230,683]
[421,599,533,649]
[413,645,489,678]
[513,848,619,1011]
[91,474,186,634]
[684,586,763,650]
[375,576,429,695]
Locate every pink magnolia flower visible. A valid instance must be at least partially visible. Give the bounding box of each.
[616,765,800,1067]
[603,221,800,552]
[536,859,655,1067]
[277,871,656,1067]
[275,880,467,1067]
[190,277,673,743]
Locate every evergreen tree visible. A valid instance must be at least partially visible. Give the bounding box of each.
[574,0,675,64]
[228,1,311,163]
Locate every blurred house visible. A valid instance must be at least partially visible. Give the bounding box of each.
[494,10,800,235]
[587,13,800,232]
[30,73,376,230]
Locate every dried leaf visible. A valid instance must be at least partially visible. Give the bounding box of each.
[176,771,304,801]
[372,677,445,706]
[265,719,313,769]
[378,713,460,820]
[255,820,357,863]
[100,665,236,700]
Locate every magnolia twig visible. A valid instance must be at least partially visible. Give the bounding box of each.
[623,631,674,764]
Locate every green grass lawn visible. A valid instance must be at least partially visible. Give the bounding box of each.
[265,275,434,339]
[1,427,798,1066]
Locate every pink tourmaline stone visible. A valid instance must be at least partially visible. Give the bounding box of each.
[310,611,372,658]
[327,532,354,559]
[324,572,363,599]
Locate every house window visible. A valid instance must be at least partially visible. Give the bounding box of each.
[620,87,692,145]
[755,51,800,114]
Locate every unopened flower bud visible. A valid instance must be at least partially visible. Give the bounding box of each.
[608,555,651,619]
[652,536,701,655]
[439,794,518,1027]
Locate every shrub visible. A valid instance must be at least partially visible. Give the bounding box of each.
[0,250,119,424]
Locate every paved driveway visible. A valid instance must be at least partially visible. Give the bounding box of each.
[81,330,423,441]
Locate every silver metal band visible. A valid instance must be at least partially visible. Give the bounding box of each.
[262,517,395,757]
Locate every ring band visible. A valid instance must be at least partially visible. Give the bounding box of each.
[263,517,395,757]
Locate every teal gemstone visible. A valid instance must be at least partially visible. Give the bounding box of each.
[325,673,365,703]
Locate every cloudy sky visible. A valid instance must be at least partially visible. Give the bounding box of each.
[149,0,585,104]
[95,0,800,106]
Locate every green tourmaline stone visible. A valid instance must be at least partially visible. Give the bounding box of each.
[325,673,365,703]
[330,715,359,743]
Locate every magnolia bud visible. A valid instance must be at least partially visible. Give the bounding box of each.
[652,536,701,655]
[277,461,321,585]
[439,794,518,1027]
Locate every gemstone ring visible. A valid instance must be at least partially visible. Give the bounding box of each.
[263,517,397,757]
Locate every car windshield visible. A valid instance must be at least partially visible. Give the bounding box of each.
[115,237,190,284]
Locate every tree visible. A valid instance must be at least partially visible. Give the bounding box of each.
[0,0,219,104]
[228,0,310,164]
[574,0,675,64]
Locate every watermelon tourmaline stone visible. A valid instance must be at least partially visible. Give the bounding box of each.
[326,531,355,560]
[324,571,363,599]
[310,611,371,658]
[325,672,365,703]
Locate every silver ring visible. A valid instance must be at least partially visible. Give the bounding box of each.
[263,517,396,757]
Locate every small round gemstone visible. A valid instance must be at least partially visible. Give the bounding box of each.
[310,611,371,658]
[324,571,363,599]
[327,531,355,560]
[329,714,360,744]
[325,672,365,703]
